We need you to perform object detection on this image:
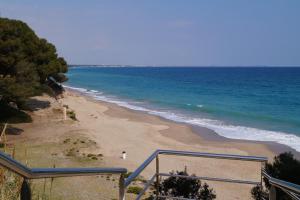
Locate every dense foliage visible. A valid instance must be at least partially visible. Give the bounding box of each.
[0,17,68,109]
[251,152,300,200]
[251,185,268,200]
[159,170,216,200]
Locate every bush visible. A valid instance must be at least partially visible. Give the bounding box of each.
[251,185,268,200]
[67,110,77,121]
[127,186,143,195]
[159,170,216,200]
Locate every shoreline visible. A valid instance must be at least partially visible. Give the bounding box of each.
[67,88,299,158]
[63,78,300,154]
[6,90,298,199]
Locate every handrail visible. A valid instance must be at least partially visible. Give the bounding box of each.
[135,174,156,200]
[0,150,32,177]
[125,150,159,187]
[3,148,300,200]
[0,151,127,179]
[158,149,268,161]
[262,170,300,195]
[125,149,267,187]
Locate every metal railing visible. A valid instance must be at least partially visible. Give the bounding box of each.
[1,149,300,200]
[124,149,300,200]
[125,149,268,200]
[262,170,300,200]
[0,151,127,200]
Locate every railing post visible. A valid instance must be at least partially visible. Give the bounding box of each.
[119,173,125,200]
[20,179,31,200]
[156,155,160,198]
[260,161,265,193]
[269,185,276,200]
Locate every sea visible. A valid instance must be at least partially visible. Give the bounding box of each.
[65,66,300,152]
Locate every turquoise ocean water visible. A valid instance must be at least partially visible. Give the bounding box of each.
[65,66,300,152]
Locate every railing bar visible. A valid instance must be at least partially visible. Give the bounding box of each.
[125,150,159,187]
[30,168,127,178]
[0,151,127,179]
[0,151,32,177]
[270,181,300,196]
[262,170,272,179]
[270,180,300,194]
[158,149,268,162]
[135,174,156,200]
[281,188,300,200]
[125,149,267,187]
[159,173,260,185]
[262,170,300,194]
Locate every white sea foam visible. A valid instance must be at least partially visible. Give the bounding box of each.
[65,86,87,93]
[64,85,300,152]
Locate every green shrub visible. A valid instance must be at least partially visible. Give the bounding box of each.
[127,186,143,195]
[67,110,77,121]
[159,170,216,199]
[251,185,268,200]
[91,156,98,160]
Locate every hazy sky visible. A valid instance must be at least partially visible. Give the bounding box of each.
[1,1,300,66]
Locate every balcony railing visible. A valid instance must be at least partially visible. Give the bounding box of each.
[1,149,300,200]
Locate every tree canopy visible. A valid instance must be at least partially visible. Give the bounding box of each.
[0,17,68,109]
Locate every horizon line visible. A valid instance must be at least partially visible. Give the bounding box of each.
[68,64,300,68]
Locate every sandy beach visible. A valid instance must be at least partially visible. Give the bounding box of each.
[4,90,294,199]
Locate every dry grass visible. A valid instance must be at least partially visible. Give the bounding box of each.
[0,166,23,200]
[0,146,23,200]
